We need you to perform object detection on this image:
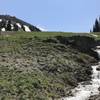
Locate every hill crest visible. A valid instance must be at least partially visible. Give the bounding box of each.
[0,15,41,32]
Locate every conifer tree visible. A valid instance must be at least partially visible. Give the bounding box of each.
[13,24,18,31]
[92,18,100,32]
[21,25,25,31]
[6,20,12,31]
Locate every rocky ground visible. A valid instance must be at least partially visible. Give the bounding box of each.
[89,95,100,100]
[89,86,100,100]
[0,33,98,100]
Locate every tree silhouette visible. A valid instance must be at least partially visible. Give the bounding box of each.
[0,20,6,31]
[0,22,2,31]
[21,25,25,31]
[1,20,6,27]
[6,20,12,31]
[29,25,40,32]
[91,18,100,32]
[13,24,18,31]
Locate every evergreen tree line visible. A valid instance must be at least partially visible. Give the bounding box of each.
[91,18,100,32]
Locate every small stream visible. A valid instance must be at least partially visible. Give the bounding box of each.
[62,49,100,100]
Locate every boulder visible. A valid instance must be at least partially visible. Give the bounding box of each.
[96,67,100,71]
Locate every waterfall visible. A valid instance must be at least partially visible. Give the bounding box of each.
[61,49,100,100]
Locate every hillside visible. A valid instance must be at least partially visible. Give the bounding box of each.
[0,32,98,100]
[0,15,41,32]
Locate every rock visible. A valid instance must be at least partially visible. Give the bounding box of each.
[98,87,100,91]
[96,67,100,71]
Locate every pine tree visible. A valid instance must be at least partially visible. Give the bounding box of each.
[1,20,6,27]
[6,20,12,31]
[13,24,18,31]
[95,19,99,32]
[29,25,40,32]
[0,22,2,31]
[93,25,96,32]
[21,25,25,31]
[92,18,100,32]
[29,25,34,31]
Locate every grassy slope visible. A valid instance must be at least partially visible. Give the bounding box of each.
[0,32,97,100]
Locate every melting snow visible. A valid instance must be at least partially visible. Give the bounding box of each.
[23,25,31,32]
[91,34,98,37]
[62,49,100,100]
[0,19,2,22]
[16,23,21,28]
[11,24,14,30]
[36,25,47,31]
[1,28,5,31]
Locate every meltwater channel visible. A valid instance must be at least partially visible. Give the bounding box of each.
[61,49,100,100]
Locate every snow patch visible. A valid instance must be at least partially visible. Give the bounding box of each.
[96,46,100,49]
[23,25,31,32]
[16,23,21,28]
[1,28,5,31]
[6,20,9,23]
[11,24,14,30]
[91,34,98,37]
[0,19,2,22]
[36,25,47,31]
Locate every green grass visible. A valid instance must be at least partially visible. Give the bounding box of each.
[0,31,97,99]
[90,32,100,40]
[0,31,91,40]
[0,31,92,53]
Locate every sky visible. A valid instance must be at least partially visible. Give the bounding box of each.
[0,0,99,32]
